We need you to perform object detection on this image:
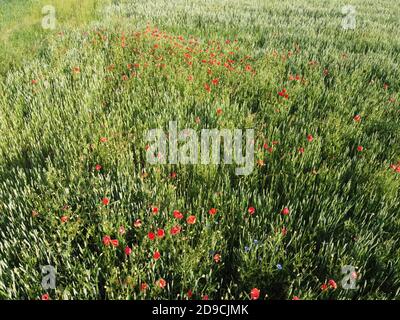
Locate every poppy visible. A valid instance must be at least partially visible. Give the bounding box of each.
[281,207,290,215]
[41,294,50,300]
[209,208,218,215]
[187,215,196,224]
[157,228,165,238]
[111,239,119,247]
[60,216,68,223]
[102,197,109,206]
[328,279,337,289]
[170,225,181,235]
[307,134,314,142]
[153,251,161,260]
[102,235,111,246]
[250,288,260,300]
[213,254,221,263]
[124,246,132,255]
[248,207,255,215]
[157,278,167,289]
[173,210,184,219]
[148,232,155,240]
[95,164,102,171]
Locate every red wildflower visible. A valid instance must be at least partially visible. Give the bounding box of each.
[111,239,119,247]
[60,216,68,223]
[298,147,305,154]
[209,208,218,215]
[328,279,337,289]
[100,137,108,143]
[102,197,109,206]
[102,235,111,246]
[152,206,159,214]
[357,145,364,152]
[202,295,209,300]
[307,134,314,142]
[157,228,165,238]
[250,288,260,300]
[216,108,223,115]
[173,210,184,219]
[292,296,300,300]
[248,207,255,215]
[124,246,132,255]
[73,67,80,74]
[41,293,50,300]
[187,290,193,299]
[157,278,167,289]
[153,251,161,260]
[213,254,221,263]
[148,232,155,241]
[170,225,181,235]
[187,215,196,224]
[118,226,126,235]
[212,78,219,85]
[140,283,148,291]
[95,164,102,171]
[354,114,361,122]
[281,207,290,215]
[321,283,328,291]
[204,83,211,92]
[278,88,289,99]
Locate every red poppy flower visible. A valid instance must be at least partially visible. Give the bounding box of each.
[212,78,219,85]
[281,227,287,236]
[31,79,38,85]
[298,147,305,154]
[60,216,68,223]
[216,108,223,115]
[250,288,260,300]
[248,207,255,215]
[102,197,109,206]
[213,254,221,263]
[204,83,211,92]
[187,215,196,224]
[41,293,50,300]
[157,278,167,289]
[100,137,108,143]
[292,296,300,300]
[281,207,290,215]
[140,283,148,291]
[209,208,218,215]
[170,172,177,179]
[95,164,102,171]
[357,145,363,152]
[124,246,132,255]
[148,232,155,240]
[353,114,361,122]
[307,134,314,142]
[153,251,161,260]
[152,206,159,214]
[111,239,119,247]
[202,295,209,300]
[328,279,337,289]
[170,225,181,235]
[187,290,193,299]
[278,88,289,99]
[321,283,328,291]
[173,210,184,219]
[157,228,165,238]
[102,235,111,246]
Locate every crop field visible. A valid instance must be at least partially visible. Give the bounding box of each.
[0,0,399,300]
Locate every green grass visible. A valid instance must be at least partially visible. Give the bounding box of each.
[0,0,399,300]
